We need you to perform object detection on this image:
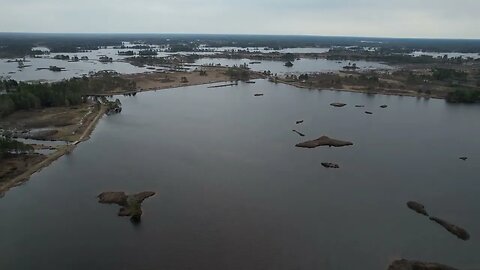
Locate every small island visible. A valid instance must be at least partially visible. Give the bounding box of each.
[321,162,340,168]
[429,217,470,241]
[296,136,353,148]
[98,191,156,223]
[330,102,347,107]
[407,201,428,216]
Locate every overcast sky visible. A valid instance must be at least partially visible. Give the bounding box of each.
[1,0,479,38]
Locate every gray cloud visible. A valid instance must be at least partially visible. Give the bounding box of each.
[0,0,479,38]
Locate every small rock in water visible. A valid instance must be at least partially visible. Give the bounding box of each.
[321,162,339,169]
[296,120,304,124]
[330,102,347,107]
[429,216,470,241]
[459,156,468,161]
[388,259,459,270]
[407,201,429,216]
[292,130,305,137]
[380,105,388,108]
[365,111,373,115]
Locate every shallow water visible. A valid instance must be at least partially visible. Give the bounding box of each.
[1,45,391,82]
[0,43,178,82]
[0,57,154,82]
[195,58,392,75]
[14,138,68,147]
[0,80,479,270]
[203,46,330,54]
[410,51,480,59]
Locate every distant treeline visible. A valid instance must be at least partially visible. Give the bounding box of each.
[326,49,479,64]
[0,72,136,117]
[0,33,125,58]
[1,33,480,58]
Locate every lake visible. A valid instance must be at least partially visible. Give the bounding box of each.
[0,80,479,270]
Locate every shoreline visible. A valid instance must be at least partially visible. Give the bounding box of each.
[276,79,444,100]
[87,78,242,96]
[0,72,246,197]
[0,104,107,197]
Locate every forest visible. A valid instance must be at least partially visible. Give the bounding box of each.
[0,72,136,117]
[0,137,34,159]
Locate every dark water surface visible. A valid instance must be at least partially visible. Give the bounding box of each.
[1,80,479,270]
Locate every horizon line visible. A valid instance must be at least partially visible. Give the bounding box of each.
[1,31,480,41]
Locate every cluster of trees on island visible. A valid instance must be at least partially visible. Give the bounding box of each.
[0,72,136,117]
[446,89,480,103]
[326,47,480,65]
[225,64,250,81]
[31,49,50,56]
[53,55,71,60]
[125,55,201,67]
[138,50,158,56]
[0,136,33,159]
[285,74,309,81]
[431,68,468,81]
